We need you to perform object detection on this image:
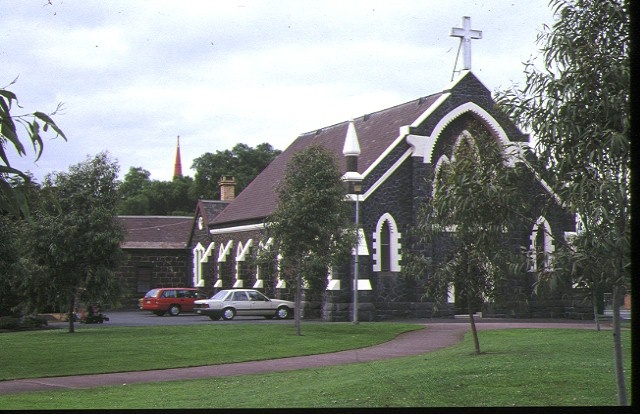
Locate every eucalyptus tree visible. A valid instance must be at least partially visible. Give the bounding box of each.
[266,145,357,336]
[22,153,125,333]
[409,126,528,354]
[496,0,629,404]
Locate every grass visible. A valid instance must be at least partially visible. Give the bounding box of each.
[0,328,631,408]
[0,322,420,380]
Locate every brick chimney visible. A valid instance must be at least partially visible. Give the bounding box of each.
[219,176,236,201]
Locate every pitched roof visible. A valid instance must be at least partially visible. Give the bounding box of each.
[118,216,193,249]
[211,91,443,227]
[196,200,231,226]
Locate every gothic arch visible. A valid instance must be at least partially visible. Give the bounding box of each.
[451,130,481,161]
[529,216,555,272]
[432,154,450,196]
[427,102,511,164]
[192,242,215,287]
[373,213,402,272]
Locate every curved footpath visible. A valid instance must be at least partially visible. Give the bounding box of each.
[0,319,596,395]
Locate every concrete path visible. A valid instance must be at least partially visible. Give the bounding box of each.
[0,320,596,395]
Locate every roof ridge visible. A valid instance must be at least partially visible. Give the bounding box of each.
[299,91,443,136]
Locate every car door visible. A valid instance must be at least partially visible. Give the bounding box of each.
[247,290,272,316]
[175,290,193,311]
[180,290,198,311]
[231,291,250,315]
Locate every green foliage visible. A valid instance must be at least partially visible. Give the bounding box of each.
[410,125,528,311]
[1,80,66,218]
[118,142,280,215]
[266,145,357,333]
[19,153,125,332]
[267,145,357,288]
[117,167,196,215]
[496,0,629,404]
[0,316,19,330]
[496,0,630,290]
[191,142,281,200]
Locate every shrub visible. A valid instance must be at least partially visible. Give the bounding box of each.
[0,316,19,330]
[20,315,48,328]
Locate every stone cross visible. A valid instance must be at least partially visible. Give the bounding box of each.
[450,16,482,70]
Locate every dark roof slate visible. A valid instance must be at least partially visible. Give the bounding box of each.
[118,216,193,249]
[211,92,443,227]
[197,200,231,226]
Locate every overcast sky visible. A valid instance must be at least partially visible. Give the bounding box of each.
[2,0,555,182]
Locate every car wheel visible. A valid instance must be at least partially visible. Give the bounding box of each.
[153,311,165,316]
[168,305,181,316]
[221,308,236,320]
[208,314,221,321]
[276,306,290,319]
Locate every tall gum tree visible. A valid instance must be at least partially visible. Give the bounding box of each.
[496,0,630,405]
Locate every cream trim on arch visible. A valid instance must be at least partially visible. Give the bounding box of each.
[372,213,402,272]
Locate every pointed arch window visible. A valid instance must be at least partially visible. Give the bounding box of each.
[192,243,213,288]
[529,217,555,273]
[373,213,402,272]
[380,221,391,271]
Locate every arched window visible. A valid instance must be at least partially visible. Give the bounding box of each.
[529,217,554,273]
[380,221,391,272]
[193,242,214,288]
[193,243,205,287]
[373,213,401,272]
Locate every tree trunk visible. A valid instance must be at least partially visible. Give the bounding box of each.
[612,286,627,405]
[592,289,600,332]
[468,294,480,355]
[67,291,76,334]
[294,271,302,336]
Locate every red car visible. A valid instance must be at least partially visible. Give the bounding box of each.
[139,288,207,316]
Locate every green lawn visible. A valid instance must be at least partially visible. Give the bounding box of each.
[0,322,421,380]
[0,328,631,409]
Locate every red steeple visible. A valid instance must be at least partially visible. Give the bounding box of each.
[173,136,183,178]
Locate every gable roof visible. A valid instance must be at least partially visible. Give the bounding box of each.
[210,92,443,228]
[210,71,514,228]
[119,216,193,249]
[196,199,231,226]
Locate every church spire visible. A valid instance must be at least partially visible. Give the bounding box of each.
[173,135,183,178]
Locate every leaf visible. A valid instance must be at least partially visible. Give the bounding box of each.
[0,89,17,103]
[34,111,67,140]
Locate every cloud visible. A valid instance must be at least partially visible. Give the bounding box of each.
[3,0,555,182]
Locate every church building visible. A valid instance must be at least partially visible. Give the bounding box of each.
[178,18,595,321]
[188,66,587,321]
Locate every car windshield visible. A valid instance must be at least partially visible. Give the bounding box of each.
[144,289,159,298]
[210,290,230,300]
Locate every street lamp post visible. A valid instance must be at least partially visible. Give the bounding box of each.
[342,119,362,325]
[352,181,362,325]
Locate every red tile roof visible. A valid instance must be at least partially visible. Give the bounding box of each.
[211,92,442,226]
[118,216,193,249]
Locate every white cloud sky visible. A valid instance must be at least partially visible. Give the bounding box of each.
[2,0,555,182]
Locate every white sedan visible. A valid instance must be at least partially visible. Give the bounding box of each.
[193,289,295,321]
